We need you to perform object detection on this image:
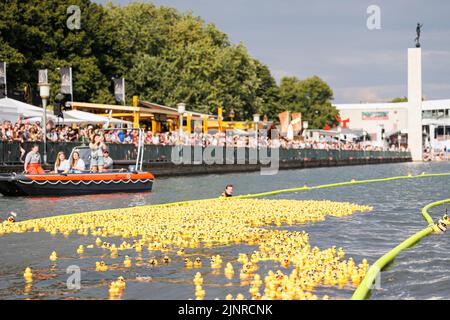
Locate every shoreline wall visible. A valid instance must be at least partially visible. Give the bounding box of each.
[0,141,411,177]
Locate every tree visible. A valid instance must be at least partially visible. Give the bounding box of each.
[0,0,117,104]
[279,76,338,129]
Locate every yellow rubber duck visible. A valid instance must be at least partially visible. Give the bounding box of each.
[224,262,234,276]
[176,248,185,256]
[109,282,120,296]
[124,256,132,268]
[95,261,108,272]
[193,272,203,286]
[23,267,33,282]
[195,285,205,300]
[184,258,193,268]
[194,257,202,268]
[95,237,102,246]
[163,255,171,264]
[116,276,126,290]
[76,245,84,255]
[236,293,245,300]
[49,251,58,262]
[149,257,158,267]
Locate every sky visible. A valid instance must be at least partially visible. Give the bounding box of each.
[95,0,450,103]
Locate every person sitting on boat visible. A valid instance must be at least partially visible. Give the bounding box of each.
[24,144,45,175]
[54,151,70,174]
[103,150,114,172]
[221,184,233,197]
[70,151,86,174]
[89,134,107,173]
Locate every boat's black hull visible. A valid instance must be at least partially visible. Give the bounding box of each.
[0,174,153,197]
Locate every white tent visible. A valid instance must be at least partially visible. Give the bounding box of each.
[64,110,130,126]
[0,97,131,126]
[0,97,50,121]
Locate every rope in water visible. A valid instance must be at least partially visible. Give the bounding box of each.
[352,199,450,300]
[16,172,450,223]
[235,172,450,199]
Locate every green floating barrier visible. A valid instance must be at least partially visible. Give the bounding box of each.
[352,198,450,300]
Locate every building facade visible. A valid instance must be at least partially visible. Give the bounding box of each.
[334,99,450,150]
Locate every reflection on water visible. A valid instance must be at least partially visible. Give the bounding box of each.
[0,162,449,299]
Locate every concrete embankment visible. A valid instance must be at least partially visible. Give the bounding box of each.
[0,156,411,177]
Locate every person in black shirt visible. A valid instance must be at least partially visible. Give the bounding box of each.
[221,184,233,197]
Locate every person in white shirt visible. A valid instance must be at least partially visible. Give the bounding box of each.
[54,151,70,173]
[70,151,85,173]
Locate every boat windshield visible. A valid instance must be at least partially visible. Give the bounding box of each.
[68,147,91,170]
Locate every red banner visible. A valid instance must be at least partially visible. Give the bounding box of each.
[291,113,302,133]
[278,111,290,133]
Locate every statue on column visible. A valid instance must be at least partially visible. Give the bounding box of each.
[415,23,423,48]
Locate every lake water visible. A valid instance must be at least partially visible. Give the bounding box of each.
[0,162,449,300]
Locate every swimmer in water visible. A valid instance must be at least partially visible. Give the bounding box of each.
[221,184,233,198]
[1,212,16,224]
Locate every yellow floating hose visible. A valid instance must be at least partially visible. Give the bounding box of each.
[235,172,450,199]
[15,172,450,223]
[352,199,450,300]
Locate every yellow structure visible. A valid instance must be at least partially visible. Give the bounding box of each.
[132,96,139,129]
[218,107,223,132]
[69,100,263,134]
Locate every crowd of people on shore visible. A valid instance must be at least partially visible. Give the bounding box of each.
[1,119,399,152]
[1,120,392,150]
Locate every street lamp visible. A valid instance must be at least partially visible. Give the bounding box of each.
[177,103,186,142]
[39,82,50,164]
[229,108,235,121]
[253,114,260,145]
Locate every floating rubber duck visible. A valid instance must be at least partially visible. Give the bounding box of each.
[116,276,126,290]
[176,248,185,256]
[194,257,202,268]
[210,256,222,269]
[184,258,193,268]
[236,293,245,300]
[195,285,205,300]
[124,256,132,268]
[49,251,58,262]
[109,281,120,296]
[163,255,171,264]
[225,294,233,300]
[95,261,108,272]
[224,262,234,276]
[76,245,84,255]
[95,238,102,246]
[193,273,203,286]
[149,257,158,267]
[23,267,33,282]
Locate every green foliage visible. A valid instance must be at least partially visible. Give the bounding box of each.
[391,97,408,103]
[279,76,338,129]
[0,0,336,124]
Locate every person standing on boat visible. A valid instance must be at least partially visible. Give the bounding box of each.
[54,151,70,174]
[24,144,45,174]
[70,151,85,173]
[89,134,107,173]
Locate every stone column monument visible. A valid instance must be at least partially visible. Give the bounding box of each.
[407,24,423,161]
